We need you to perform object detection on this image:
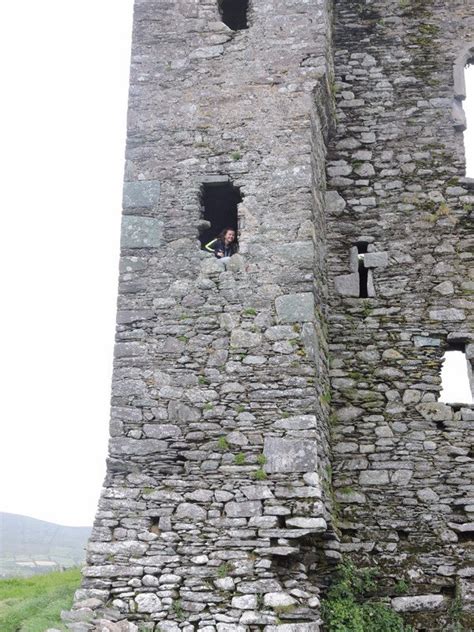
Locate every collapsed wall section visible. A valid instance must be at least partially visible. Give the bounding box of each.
[67,1,337,630]
[327,0,473,629]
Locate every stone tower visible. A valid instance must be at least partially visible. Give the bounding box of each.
[67,1,473,631]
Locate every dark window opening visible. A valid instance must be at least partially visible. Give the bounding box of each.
[464,61,473,177]
[357,242,369,298]
[218,0,249,31]
[439,342,473,404]
[149,518,160,535]
[199,181,241,249]
[457,531,474,543]
[440,585,457,599]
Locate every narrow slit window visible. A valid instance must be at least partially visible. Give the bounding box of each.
[218,0,249,31]
[439,343,473,404]
[465,61,474,177]
[199,181,241,250]
[357,243,369,298]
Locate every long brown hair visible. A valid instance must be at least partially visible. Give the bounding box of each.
[218,227,237,242]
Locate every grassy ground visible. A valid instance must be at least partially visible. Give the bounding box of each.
[0,567,81,632]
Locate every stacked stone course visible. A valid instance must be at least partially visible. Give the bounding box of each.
[328,0,473,629]
[65,0,473,630]
[66,1,338,631]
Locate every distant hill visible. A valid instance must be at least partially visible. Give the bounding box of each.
[0,512,91,578]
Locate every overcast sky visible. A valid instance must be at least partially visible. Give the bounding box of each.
[0,3,473,527]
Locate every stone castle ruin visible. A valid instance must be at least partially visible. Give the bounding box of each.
[66,0,473,630]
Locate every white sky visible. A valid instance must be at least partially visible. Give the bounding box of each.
[439,351,473,404]
[0,5,472,527]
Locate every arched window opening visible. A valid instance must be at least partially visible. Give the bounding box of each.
[199,181,241,250]
[218,0,249,31]
[439,342,473,404]
[464,61,474,177]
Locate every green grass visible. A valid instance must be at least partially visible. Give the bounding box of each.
[0,568,81,632]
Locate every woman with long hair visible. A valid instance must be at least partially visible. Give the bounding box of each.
[205,227,237,261]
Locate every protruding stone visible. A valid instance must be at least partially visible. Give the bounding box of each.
[135,593,162,613]
[263,592,297,608]
[175,503,207,521]
[391,595,445,612]
[416,403,453,422]
[285,517,327,531]
[231,594,258,609]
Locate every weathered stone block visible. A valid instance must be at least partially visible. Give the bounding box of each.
[429,308,465,322]
[135,593,162,613]
[265,625,320,632]
[285,517,326,531]
[274,414,317,430]
[175,503,207,521]
[391,595,445,612]
[121,216,163,249]
[334,273,359,297]
[230,328,262,348]
[263,592,296,608]
[231,594,257,609]
[264,437,317,473]
[109,438,167,456]
[275,293,315,323]
[413,336,441,347]
[123,180,161,209]
[359,469,389,486]
[237,579,282,594]
[363,251,388,268]
[416,402,453,422]
[225,501,262,517]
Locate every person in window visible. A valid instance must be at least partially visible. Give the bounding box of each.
[205,227,237,261]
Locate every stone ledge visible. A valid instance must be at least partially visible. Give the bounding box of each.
[391,594,446,613]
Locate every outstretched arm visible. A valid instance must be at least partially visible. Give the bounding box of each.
[204,238,217,253]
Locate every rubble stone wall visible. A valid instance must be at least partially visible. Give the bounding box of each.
[68,1,337,631]
[327,0,474,629]
[67,1,474,631]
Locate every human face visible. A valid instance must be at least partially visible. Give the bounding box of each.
[224,230,235,244]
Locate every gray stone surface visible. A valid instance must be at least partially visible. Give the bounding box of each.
[363,251,388,268]
[391,595,445,613]
[69,0,474,630]
[123,180,161,209]
[264,437,317,473]
[334,272,359,297]
[120,216,163,249]
[275,293,315,323]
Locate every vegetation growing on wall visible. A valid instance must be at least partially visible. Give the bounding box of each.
[321,562,412,632]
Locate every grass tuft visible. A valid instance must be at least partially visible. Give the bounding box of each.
[0,568,81,632]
